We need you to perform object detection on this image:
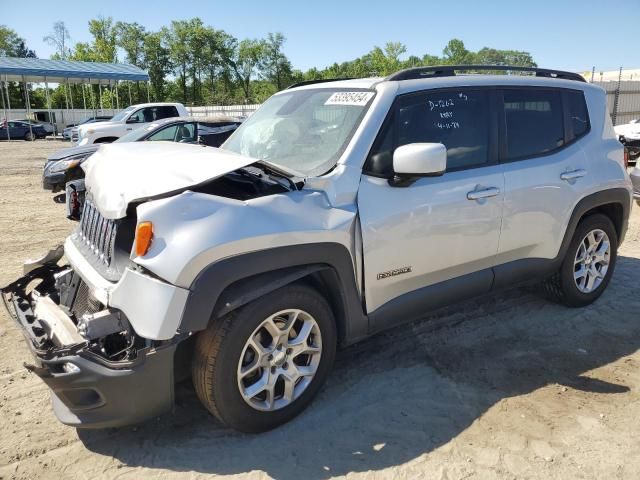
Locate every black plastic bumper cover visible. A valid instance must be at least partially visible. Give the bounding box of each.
[42,171,65,192]
[1,266,176,429]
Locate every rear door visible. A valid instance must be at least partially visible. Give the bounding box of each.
[495,87,593,286]
[358,87,505,319]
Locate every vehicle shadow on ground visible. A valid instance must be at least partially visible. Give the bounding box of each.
[78,255,640,479]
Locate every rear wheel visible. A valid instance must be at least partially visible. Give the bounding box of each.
[24,131,35,141]
[543,214,617,307]
[192,284,337,432]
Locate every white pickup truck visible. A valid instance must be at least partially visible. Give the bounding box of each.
[74,103,189,146]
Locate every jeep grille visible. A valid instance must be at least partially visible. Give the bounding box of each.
[79,199,117,266]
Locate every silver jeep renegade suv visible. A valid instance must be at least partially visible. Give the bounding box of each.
[2,66,632,432]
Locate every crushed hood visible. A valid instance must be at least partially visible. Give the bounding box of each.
[83,143,259,219]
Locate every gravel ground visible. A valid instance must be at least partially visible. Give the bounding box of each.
[0,140,639,480]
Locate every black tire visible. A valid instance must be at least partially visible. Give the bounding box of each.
[543,213,617,307]
[192,283,337,433]
[24,131,35,141]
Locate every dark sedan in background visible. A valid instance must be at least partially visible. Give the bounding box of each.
[45,116,242,219]
[0,120,48,140]
[43,115,242,192]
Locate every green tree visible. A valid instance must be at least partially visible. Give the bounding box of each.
[201,28,236,102]
[259,32,293,90]
[163,20,193,102]
[144,32,171,101]
[0,25,22,56]
[115,22,146,66]
[442,39,474,64]
[88,16,117,63]
[229,38,265,102]
[115,22,148,102]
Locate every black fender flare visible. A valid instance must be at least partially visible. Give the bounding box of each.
[178,243,369,345]
[557,188,631,259]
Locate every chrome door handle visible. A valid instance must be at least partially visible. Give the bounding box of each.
[560,169,587,181]
[467,187,500,201]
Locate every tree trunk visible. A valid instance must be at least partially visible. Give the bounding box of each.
[181,63,187,103]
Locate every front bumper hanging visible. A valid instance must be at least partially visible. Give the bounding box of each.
[1,260,176,429]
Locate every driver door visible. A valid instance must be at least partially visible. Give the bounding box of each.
[358,87,504,324]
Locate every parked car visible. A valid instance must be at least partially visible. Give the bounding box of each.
[73,102,188,145]
[2,66,632,433]
[63,116,112,140]
[614,119,640,165]
[44,115,242,193]
[16,119,55,135]
[615,118,640,146]
[0,120,48,140]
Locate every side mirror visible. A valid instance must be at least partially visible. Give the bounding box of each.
[126,117,140,124]
[390,143,446,187]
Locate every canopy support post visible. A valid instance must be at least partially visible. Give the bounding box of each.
[99,84,104,114]
[147,80,150,102]
[68,80,74,127]
[23,77,33,140]
[128,82,132,105]
[63,80,69,127]
[44,80,55,136]
[115,81,120,110]
[4,76,11,140]
[88,78,95,113]
[82,83,87,114]
[0,80,6,121]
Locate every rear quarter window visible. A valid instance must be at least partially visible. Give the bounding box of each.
[566,90,590,140]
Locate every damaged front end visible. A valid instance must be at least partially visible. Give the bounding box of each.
[1,249,176,428]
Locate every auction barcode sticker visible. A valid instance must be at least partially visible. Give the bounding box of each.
[324,91,375,106]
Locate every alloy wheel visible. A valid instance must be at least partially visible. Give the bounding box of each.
[237,309,322,411]
[574,228,611,293]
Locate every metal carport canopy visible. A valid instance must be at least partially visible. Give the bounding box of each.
[0,57,149,85]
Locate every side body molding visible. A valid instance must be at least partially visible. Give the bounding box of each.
[179,243,369,345]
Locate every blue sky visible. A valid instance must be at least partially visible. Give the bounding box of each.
[1,0,638,73]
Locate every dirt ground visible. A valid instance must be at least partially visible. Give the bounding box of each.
[0,140,639,480]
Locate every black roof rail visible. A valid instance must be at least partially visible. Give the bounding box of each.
[287,78,353,89]
[386,65,586,83]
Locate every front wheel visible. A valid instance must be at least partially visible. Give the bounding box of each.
[24,131,35,141]
[192,284,337,432]
[544,214,618,307]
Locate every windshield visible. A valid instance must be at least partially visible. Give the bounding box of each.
[115,122,162,143]
[222,89,375,176]
[110,106,136,122]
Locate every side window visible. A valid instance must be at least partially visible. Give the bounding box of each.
[175,123,196,142]
[155,106,179,120]
[366,89,492,175]
[128,109,145,123]
[504,89,564,160]
[566,90,589,140]
[147,124,179,141]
